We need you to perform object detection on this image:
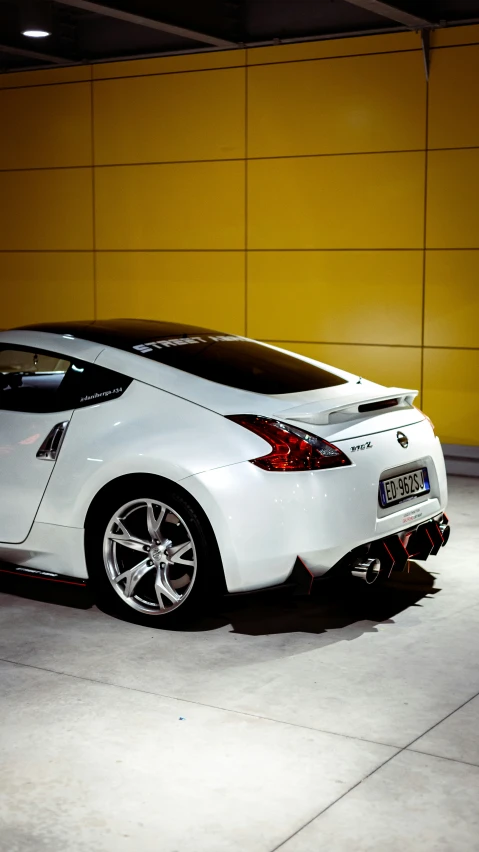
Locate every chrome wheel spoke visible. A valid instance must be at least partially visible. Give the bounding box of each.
[109,518,150,553]
[155,565,181,608]
[168,541,194,567]
[109,534,149,553]
[146,501,166,541]
[114,558,152,598]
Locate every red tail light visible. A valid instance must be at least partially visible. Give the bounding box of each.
[227,415,352,471]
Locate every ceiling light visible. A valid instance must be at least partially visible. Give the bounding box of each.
[21,1,52,39]
[22,29,50,37]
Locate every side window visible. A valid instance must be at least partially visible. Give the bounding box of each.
[61,362,132,409]
[0,347,132,413]
[0,349,71,412]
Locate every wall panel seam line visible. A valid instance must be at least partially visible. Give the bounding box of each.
[244,65,248,336]
[90,77,97,320]
[261,341,479,351]
[4,248,479,253]
[6,144,479,177]
[0,164,97,173]
[0,159,245,172]
[91,45,422,79]
[0,78,93,92]
[9,143,479,176]
[93,62,245,80]
[243,149,427,161]
[7,247,479,253]
[263,341,422,348]
[0,249,246,253]
[420,71,429,402]
[251,41,479,66]
[243,247,426,252]
[246,46,422,67]
[0,148,446,173]
[0,63,244,91]
[424,345,479,351]
[427,145,479,152]
[431,41,479,51]
[92,62,245,83]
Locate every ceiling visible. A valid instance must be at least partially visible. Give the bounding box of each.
[1,0,479,73]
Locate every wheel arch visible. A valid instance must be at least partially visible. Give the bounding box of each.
[83,472,226,590]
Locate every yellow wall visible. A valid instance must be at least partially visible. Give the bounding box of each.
[1,27,479,444]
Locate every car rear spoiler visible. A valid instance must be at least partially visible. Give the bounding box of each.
[274,388,419,426]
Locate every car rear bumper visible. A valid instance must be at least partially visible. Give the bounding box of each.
[287,510,450,593]
[182,418,448,593]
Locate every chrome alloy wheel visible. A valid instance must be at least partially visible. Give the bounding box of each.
[103,498,197,615]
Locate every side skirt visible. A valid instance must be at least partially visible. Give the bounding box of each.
[0,564,87,587]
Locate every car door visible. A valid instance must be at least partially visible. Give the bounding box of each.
[0,346,74,543]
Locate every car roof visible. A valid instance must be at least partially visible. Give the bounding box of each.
[18,318,219,350]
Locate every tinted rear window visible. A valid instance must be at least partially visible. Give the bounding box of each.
[133,335,346,394]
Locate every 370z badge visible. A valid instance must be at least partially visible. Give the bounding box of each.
[350,441,373,452]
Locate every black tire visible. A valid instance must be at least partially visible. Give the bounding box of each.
[85,478,224,628]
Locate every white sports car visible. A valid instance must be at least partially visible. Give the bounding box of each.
[0,319,449,625]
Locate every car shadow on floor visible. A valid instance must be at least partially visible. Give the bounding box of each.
[0,561,439,638]
[191,561,440,636]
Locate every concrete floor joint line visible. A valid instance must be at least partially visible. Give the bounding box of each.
[406,747,479,770]
[269,688,479,851]
[269,749,401,852]
[0,655,400,751]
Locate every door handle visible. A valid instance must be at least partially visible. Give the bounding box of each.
[37,421,69,461]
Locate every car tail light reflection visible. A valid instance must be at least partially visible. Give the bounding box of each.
[226,415,352,471]
[414,406,436,436]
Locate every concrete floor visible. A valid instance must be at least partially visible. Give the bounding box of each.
[1,475,479,852]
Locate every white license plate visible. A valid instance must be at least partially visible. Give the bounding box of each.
[379,467,430,508]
